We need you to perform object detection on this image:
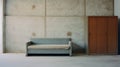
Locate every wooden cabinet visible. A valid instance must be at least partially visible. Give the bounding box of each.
[88,16,118,55]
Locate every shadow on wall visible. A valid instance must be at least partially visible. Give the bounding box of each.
[72,42,86,54]
[118,19,120,55]
[67,32,86,54]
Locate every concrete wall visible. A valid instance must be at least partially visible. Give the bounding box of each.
[6,0,45,16]
[115,0,120,18]
[6,16,45,52]
[86,0,114,16]
[5,0,114,53]
[0,0,3,53]
[46,0,84,16]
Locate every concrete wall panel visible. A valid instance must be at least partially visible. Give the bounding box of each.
[86,0,114,16]
[0,0,3,53]
[6,16,45,52]
[46,17,85,50]
[115,0,120,18]
[4,0,114,53]
[46,0,84,16]
[6,0,45,16]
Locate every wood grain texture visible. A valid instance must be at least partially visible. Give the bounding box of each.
[96,17,107,54]
[88,17,97,54]
[88,16,118,55]
[107,16,118,54]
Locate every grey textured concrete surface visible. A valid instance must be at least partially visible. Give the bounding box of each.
[46,17,85,50]
[0,54,120,67]
[86,0,114,16]
[46,0,84,16]
[4,0,114,53]
[115,0,120,18]
[6,16,45,52]
[0,0,3,53]
[6,0,45,16]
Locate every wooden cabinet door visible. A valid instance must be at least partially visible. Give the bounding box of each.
[107,17,118,54]
[88,17,97,54]
[96,17,107,54]
[88,16,118,55]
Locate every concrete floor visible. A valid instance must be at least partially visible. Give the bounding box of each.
[0,53,120,67]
